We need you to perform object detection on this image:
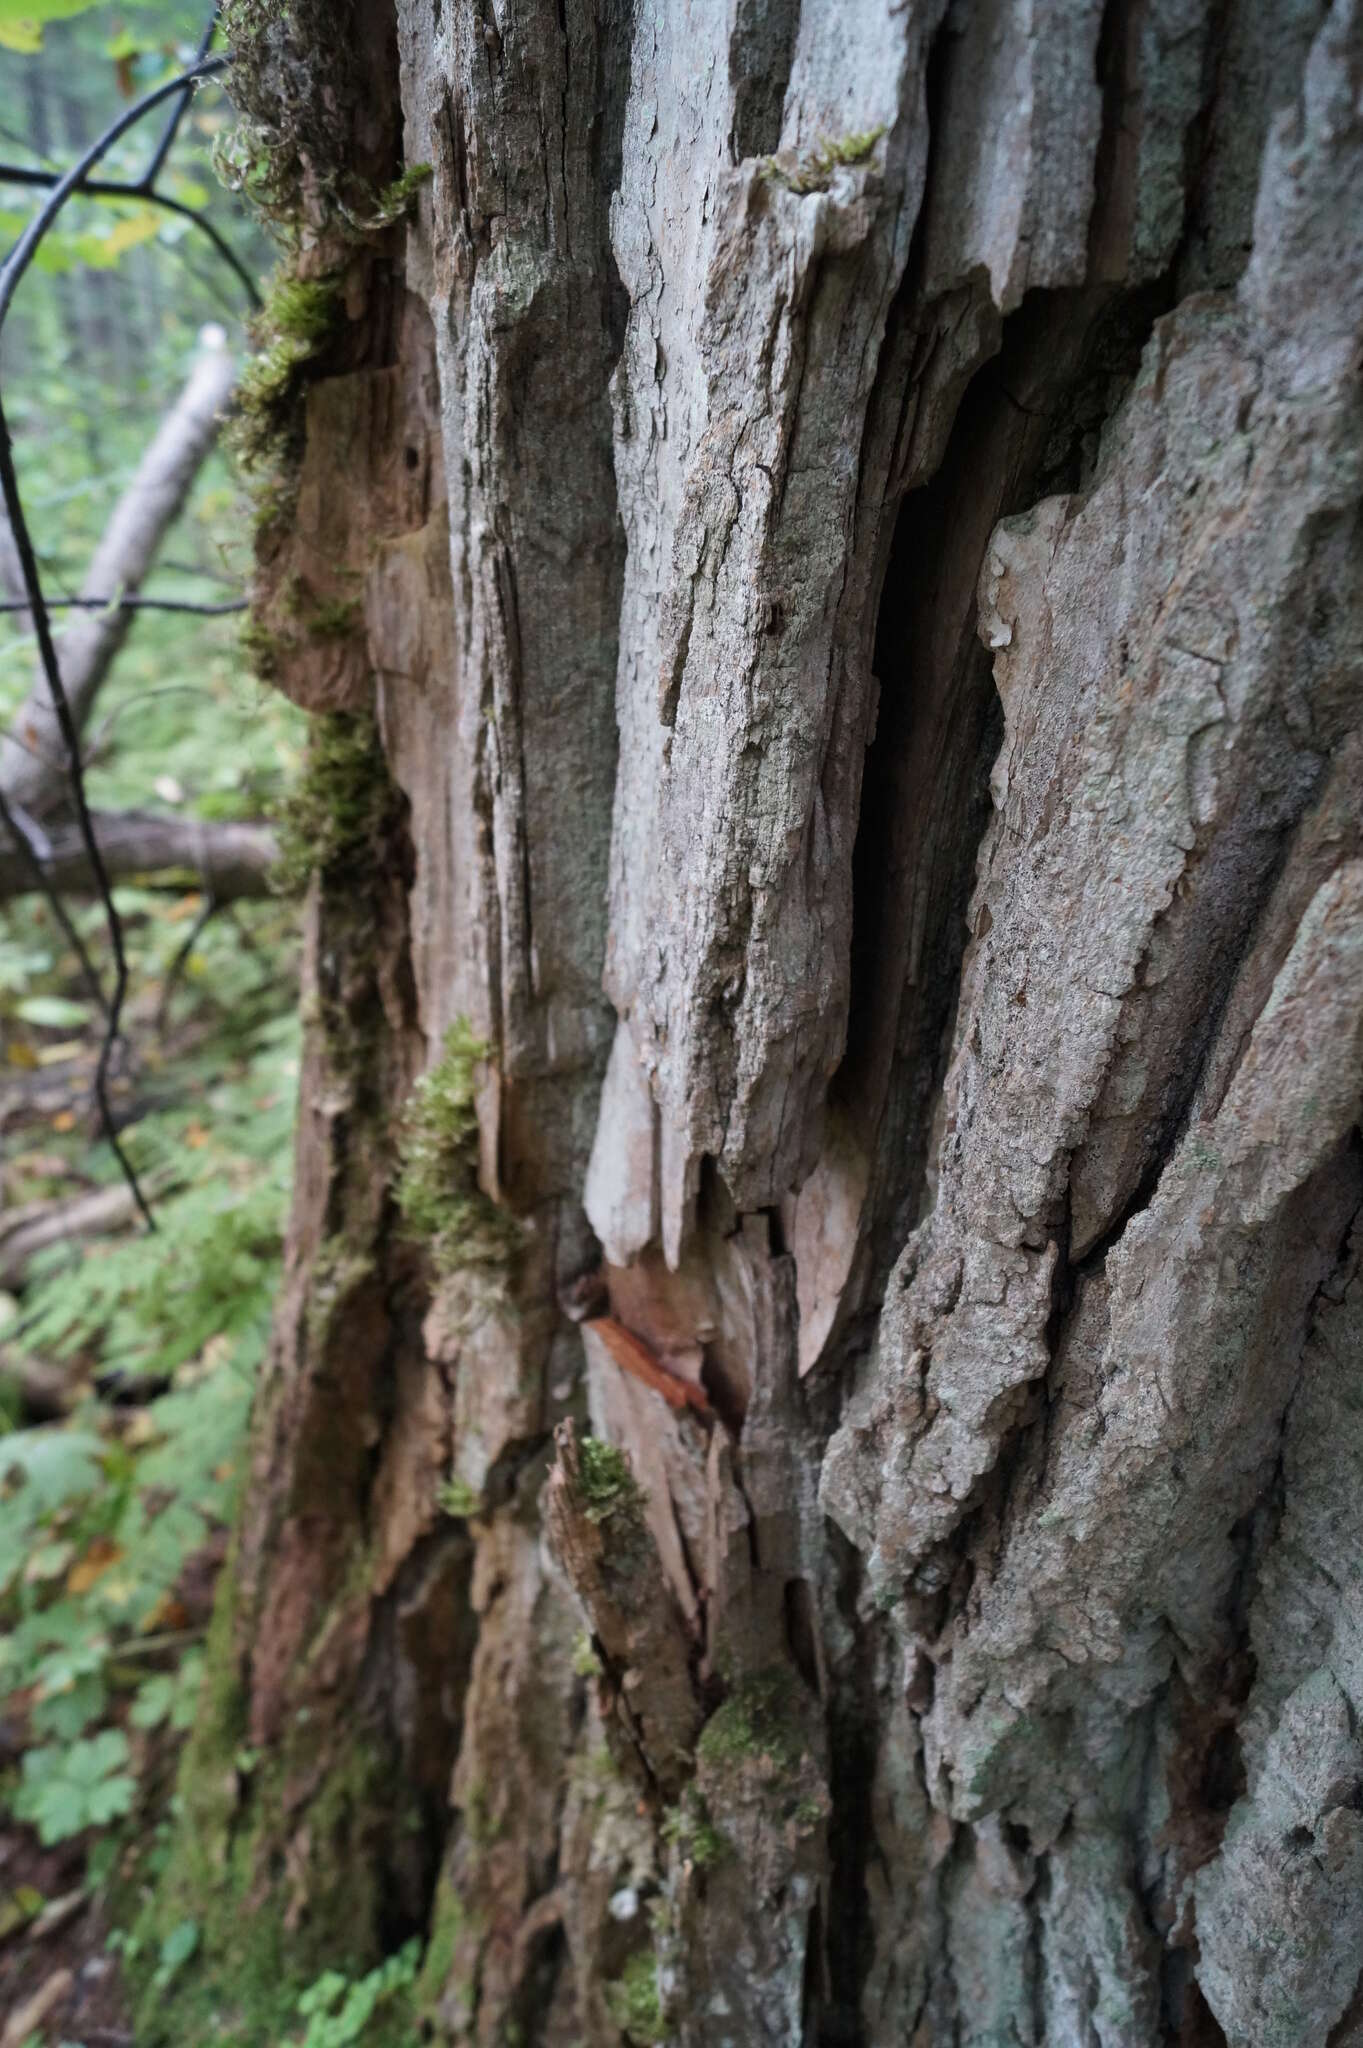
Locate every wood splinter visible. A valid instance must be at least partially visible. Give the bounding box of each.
[583,1314,714,1420]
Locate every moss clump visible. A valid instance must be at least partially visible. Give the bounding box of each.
[232,267,344,476]
[274,712,397,892]
[571,1629,603,1679]
[217,0,364,223]
[577,1436,644,1526]
[342,161,433,235]
[604,1949,664,2046]
[302,591,363,641]
[437,1475,482,1520]
[661,1790,726,1869]
[696,1667,806,1775]
[760,125,885,194]
[412,1880,471,2024]
[395,1021,518,1278]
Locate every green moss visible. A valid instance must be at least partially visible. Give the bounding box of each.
[231,266,344,477]
[577,1436,644,1526]
[604,1949,664,2045]
[274,712,397,892]
[661,1791,726,1869]
[760,125,885,194]
[131,1572,298,2044]
[395,1020,518,1278]
[571,1629,603,1679]
[464,1781,502,1849]
[217,0,363,223]
[304,592,363,641]
[437,1475,483,1520]
[346,162,434,233]
[696,1667,806,1776]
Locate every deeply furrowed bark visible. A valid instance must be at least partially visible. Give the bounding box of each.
[156,4,1363,2044]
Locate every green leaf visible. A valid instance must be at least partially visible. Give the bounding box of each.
[1,1429,104,1513]
[13,993,91,1028]
[30,1672,106,1741]
[0,0,100,50]
[0,0,102,24]
[11,1729,134,1845]
[152,1916,200,1990]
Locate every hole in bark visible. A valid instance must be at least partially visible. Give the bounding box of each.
[508,1916,567,2044]
[700,1338,749,1435]
[783,1577,820,1693]
[1163,1959,1230,2048]
[1200,1723,1245,1816]
[819,1641,878,2046]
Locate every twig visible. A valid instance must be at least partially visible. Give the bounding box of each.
[0,53,246,1231]
[0,783,109,1019]
[157,893,218,1035]
[0,406,151,1224]
[144,13,222,189]
[0,57,231,328]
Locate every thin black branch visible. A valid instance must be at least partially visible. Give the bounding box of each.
[0,54,259,317]
[0,164,259,311]
[0,595,246,615]
[0,785,110,1021]
[157,892,218,1036]
[0,66,236,1232]
[0,398,152,1226]
[143,13,222,190]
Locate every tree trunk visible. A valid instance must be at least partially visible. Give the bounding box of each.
[155,4,1363,2044]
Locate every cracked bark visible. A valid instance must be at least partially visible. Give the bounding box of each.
[171,2,1363,2043]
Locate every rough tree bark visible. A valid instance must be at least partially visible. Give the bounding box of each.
[155,4,1363,2045]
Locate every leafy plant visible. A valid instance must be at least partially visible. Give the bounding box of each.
[293,1939,420,2048]
[11,1728,135,1844]
[152,1916,201,1992]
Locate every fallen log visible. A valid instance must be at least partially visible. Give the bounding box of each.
[0,808,280,901]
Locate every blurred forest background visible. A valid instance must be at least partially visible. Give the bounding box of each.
[0,6,318,2039]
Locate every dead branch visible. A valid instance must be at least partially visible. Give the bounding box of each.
[0,807,280,901]
[0,1180,143,1290]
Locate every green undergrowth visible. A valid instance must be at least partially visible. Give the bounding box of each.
[395,1020,518,1279]
[0,948,299,1948]
[134,1594,411,2047]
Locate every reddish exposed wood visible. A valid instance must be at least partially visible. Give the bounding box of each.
[582,1313,713,1419]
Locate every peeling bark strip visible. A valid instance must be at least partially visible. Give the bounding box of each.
[158,2,1363,2044]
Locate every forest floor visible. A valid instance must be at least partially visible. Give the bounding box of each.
[0,488,303,2048]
